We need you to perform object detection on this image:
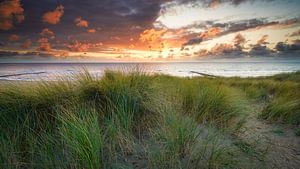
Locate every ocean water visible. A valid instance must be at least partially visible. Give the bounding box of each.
[0,60,300,81]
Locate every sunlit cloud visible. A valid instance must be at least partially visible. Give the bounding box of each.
[87,29,96,33]
[67,40,91,52]
[8,34,19,42]
[257,35,269,45]
[0,0,24,30]
[42,5,64,25]
[233,33,246,47]
[199,27,221,39]
[139,28,168,43]
[0,0,300,60]
[75,17,89,27]
[37,38,52,52]
[40,28,55,38]
[22,39,32,49]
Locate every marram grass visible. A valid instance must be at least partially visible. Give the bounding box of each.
[0,70,299,168]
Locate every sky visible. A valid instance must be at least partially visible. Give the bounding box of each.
[0,0,300,62]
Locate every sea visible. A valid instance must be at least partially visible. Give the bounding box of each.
[0,59,300,81]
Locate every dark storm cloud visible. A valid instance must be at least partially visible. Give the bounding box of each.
[0,50,20,57]
[181,18,298,47]
[181,18,268,46]
[0,0,171,45]
[0,50,55,59]
[0,0,279,49]
[163,0,274,9]
[249,35,274,55]
[182,38,203,47]
[275,40,300,53]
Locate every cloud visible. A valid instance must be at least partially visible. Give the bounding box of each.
[67,40,91,52]
[209,0,220,8]
[233,33,246,47]
[181,18,281,47]
[182,38,203,47]
[199,27,221,39]
[257,35,269,45]
[40,28,55,38]
[193,42,245,58]
[22,39,32,49]
[193,49,209,57]
[0,0,297,58]
[249,45,273,55]
[182,27,222,47]
[192,34,275,57]
[8,34,19,42]
[0,50,20,57]
[171,0,274,8]
[37,38,52,51]
[139,28,168,43]
[210,43,235,55]
[275,40,300,52]
[289,29,300,37]
[87,29,96,33]
[249,35,273,55]
[193,34,248,57]
[42,5,64,24]
[75,17,89,27]
[0,0,24,30]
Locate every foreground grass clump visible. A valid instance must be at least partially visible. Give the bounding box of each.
[0,70,299,168]
[296,128,300,136]
[153,76,246,129]
[145,99,240,169]
[58,105,103,169]
[211,72,300,125]
[260,81,300,124]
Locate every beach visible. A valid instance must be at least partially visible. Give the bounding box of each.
[1,59,300,81]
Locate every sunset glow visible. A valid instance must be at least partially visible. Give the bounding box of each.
[0,0,300,61]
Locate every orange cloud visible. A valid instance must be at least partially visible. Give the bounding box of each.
[210,43,234,54]
[195,49,209,57]
[129,44,135,48]
[139,28,168,43]
[199,27,221,39]
[8,34,19,42]
[87,28,96,33]
[67,40,91,52]
[40,28,55,38]
[22,39,32,49]
[42,5,64,24]
[0,0,24,30]
[257,35,268,45]
[233,33,246,46]
[37,38,52,51]
[209,0,220,8]
[75,17,88,27]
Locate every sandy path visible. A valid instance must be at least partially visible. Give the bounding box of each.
[236,104,300,169]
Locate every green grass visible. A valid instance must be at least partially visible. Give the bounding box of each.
[296,128,300,136]
[0,70,299,168]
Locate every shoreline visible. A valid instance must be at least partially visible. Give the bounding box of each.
[0,70,299,83]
